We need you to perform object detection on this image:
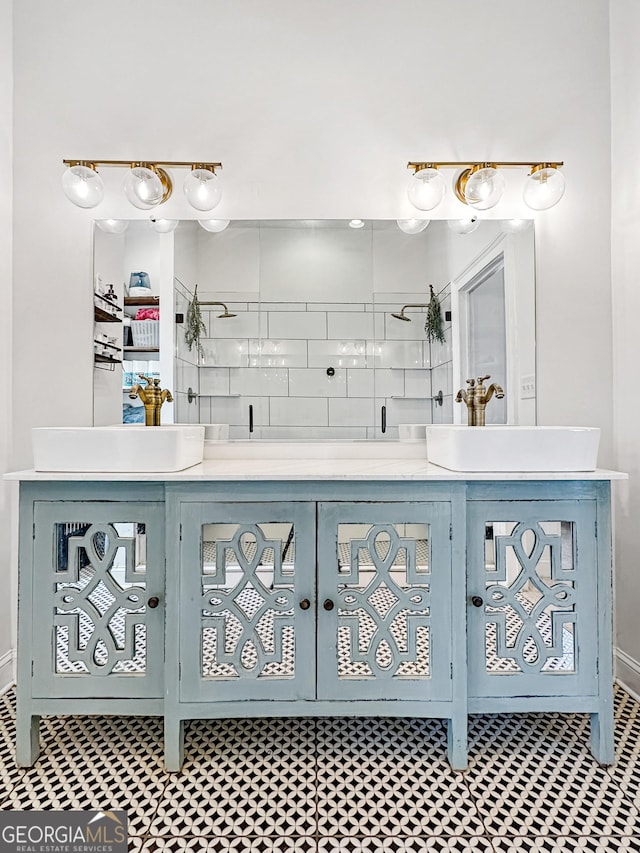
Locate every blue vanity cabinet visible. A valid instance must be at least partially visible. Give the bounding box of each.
[14,475,615,772]
[16,483,166,767]
[465,482,614,764]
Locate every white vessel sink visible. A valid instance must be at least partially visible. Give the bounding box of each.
[425,425,600,472]
[32,425,205,473]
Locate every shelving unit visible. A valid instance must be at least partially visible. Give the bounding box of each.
[94,295,123,369]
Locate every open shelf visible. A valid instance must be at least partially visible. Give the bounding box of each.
[94,305,122,323]
[94,353,122,365]
[124,346,160,353]
[125,296,160,307]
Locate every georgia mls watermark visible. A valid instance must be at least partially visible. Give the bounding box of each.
[0,810,127,853]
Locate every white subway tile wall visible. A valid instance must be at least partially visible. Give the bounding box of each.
[288,368,347,397]
[268,311,327,340]
[270,397,328,427]
[183,299,453,439]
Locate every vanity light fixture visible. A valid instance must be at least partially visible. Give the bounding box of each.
[198,219,230,233]
[502,218,533,233]
[447,217,480,235]
[95,219,129,234]
[149,217,179,233]
[61,160,223,211]
[407,161,565,212]
[396,219,430,234]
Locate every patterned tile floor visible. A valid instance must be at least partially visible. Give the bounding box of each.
[1,686,640,852]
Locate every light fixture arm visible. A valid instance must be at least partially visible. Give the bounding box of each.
[63,159,222,171]
[407,160,563,172]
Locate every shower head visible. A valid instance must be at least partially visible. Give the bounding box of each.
[391,303,431,322]
[198,300,236,319]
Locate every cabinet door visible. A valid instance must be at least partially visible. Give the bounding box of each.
[31,502,165,699]
[317,502,452,701]
[179,502,316,702]
[467,499,598,698]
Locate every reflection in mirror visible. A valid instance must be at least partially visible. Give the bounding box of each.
[93,219,535,440]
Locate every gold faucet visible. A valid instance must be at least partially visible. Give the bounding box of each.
[455,375,504,426]
[128,375,174,426]
[473,375,505,426]
[455,379,476,426]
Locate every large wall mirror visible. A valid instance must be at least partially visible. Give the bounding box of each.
[93,219,535,440]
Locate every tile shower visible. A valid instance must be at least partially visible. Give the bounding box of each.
[175,288,453,439]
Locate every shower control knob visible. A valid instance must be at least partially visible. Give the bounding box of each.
[323,599,335,611]
[471,596,484,608]
[147,596,160,609]
[299,598,311,610]
[326,367,335,376]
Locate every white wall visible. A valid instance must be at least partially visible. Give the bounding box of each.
[0,0,12,689]
[6,0,615,675]
[610,0,640,692]
[10,0,614,466]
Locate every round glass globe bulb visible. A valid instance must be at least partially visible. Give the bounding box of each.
[407,167,445,211]
[198,219,230,233]
[150,218,178,233]
[523,166,566,211]
[501,218,533,234]
[61,164,104,209]
[396,219,430,235]
[349,219,365,229]
[464,166,505,210]
[123,166,165,210]
[447,217,479,235]
[184,168,222,212]
[95,219,129,234]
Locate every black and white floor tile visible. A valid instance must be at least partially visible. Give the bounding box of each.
[2,686,640,851]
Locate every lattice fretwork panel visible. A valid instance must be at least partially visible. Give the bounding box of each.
[483,520,576,675]
[200,522,297,680]
[335,523,431,680]
[53,522,148,676]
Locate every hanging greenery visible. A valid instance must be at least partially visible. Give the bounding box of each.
[425,284,445,343]
[185,284,206,359]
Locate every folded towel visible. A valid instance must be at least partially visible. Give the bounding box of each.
[134,308,160,320]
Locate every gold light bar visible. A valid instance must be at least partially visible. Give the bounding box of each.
[63,159,222,170]
[407,161,563,172]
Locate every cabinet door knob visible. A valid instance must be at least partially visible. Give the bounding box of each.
[471,595,484,608]
[147,596,160,609]
[299,598,311,610]
[323,599,335,611]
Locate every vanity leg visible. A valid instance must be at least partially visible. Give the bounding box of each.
[590,708,615,765]
[16,712,41,767]
[164,716,185,772]
[447,714,468,771]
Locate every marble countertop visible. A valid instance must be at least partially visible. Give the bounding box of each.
[6,458,627,482]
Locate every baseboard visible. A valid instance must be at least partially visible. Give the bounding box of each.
[0,648,15,696]
[615,646,640,703]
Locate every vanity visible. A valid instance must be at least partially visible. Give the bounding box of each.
[10,440,623,772]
